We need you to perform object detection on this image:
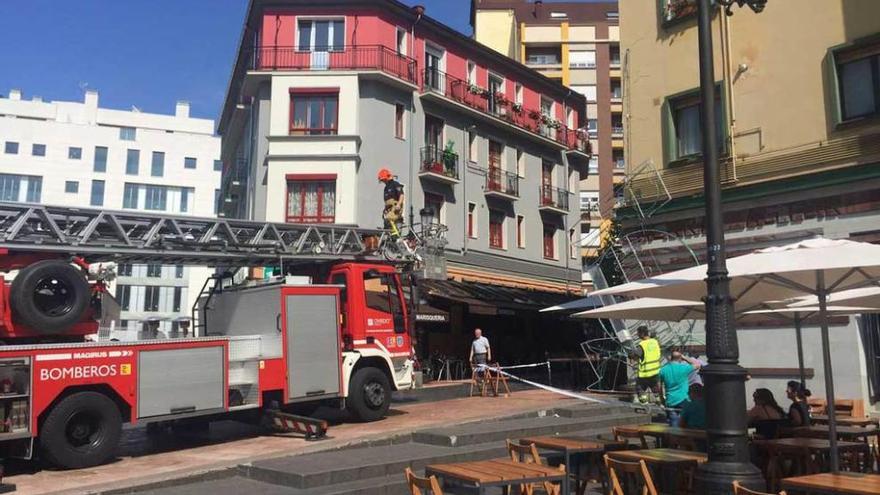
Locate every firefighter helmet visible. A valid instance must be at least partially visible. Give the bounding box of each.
[377,168,393,181]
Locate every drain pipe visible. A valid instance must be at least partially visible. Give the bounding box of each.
[463,124,476,255]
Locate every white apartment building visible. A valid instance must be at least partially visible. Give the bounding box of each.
[0,89,222,336]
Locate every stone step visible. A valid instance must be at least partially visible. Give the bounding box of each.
[412,411,646,447]
[243,441,509,490]
[554,402,637,418]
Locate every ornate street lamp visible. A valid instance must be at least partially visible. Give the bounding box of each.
[419,207,435,235]
[693,0,767,492]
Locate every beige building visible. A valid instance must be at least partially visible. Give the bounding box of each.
[619,0,880,410]
[471,1,623,283]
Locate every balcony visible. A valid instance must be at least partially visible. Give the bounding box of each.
[250,45,418,86]
[539,185,570,214]
[421,68,591,155]
[419,145,460,185]
[485,168,519,200]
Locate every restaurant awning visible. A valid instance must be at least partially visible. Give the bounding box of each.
[419,279,574,314]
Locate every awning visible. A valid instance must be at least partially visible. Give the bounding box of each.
[419,279,573,313]
[415,303,449,323]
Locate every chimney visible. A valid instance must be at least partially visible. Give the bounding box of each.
[9,89,21,100]
[84,89,99,108]
[175,101,190,118]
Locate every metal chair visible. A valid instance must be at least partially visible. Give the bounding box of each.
[732,480,786,495]
[604,455,658,495]
[404,467,443,495]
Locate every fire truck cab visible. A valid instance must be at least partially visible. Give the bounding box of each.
[0,260,413,469]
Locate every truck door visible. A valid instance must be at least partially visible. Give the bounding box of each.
[362,270,408,354]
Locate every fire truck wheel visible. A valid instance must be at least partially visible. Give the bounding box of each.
[10,259,90,334]
[40,392,122,469]
[347,367,391,422]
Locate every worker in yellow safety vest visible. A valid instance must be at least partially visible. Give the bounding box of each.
[631,326,661,403]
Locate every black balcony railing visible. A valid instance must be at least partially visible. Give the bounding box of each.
[422,68,591,154]
[251,45,418,85]
[540,185,570,212]
[486,168,519,197]
[419,145,460,181]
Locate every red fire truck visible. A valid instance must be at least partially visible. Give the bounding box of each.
[0,203,418,469]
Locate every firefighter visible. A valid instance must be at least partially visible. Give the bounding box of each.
[378,168,405,237]
[631,325,661,404]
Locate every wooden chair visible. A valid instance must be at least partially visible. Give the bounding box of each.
[604,455,657,495]
[666,434,698,452]
[612,426,648,449]
[487,362,511,396]
[404,467,443,495]
[506,440,565,495]
[732,480,786,495]
[469,366,489,397]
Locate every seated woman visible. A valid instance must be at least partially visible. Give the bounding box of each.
[785,380,812,427]
[748,388,787,438]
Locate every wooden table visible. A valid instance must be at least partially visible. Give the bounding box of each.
[606,448,708,466]
[812,415,879,428]
[520,436,624,495]
[781,472,880,494]
[755,438,869,475]
[786,425,880,442]
[637,424,707,443]
[426,459,566,495]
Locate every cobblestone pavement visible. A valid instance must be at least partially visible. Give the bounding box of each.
[7,389,579,495]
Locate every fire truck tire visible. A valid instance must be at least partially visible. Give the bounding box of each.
[347,367,391,422]
[10,259,90,334]
[39,392,122,469]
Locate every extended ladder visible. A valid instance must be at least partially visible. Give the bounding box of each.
[0,202,389,265]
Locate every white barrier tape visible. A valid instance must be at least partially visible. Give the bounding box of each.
[492,361,550,370]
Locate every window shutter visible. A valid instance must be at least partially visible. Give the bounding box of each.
[824,49,843,126]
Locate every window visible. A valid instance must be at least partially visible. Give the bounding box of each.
[606,11,619,20]
[487,73,504,115]
[543,223,557,259]
[173,287,182,313]
[516,149,525,178]
[151,151,164,177]
[525,47,561,65]
[117,285,131,311]
[612,113,624,134]
[363,272,404,330]
[179,187,193,213]
[515,83,523,105]
[610,44,621,66]
[119,127,136,141]
[572,85,597,102]
[123,183,138,209]
[68,147,82,159]
[214,188,221,214]
[580,191,600,212]
[126,149,139,175]
[90,180,105,206]
[611,79,622,100]
[184,157,197,169]
[32,143,46,156]
[468,130,478,162]
[467,60,477,84]
[489,210,505,249]
[290,91,338,135]
[175,265,184,278]
[613,150,625,169]
[147,264,162,277]
[550,11,568,18]
[4,142,18,155]
[667,88,724,162]
[424,192,444,224]
[570,228,578,259]
[467,202,477,238]
[588,157,599,174]
[0,174,41,203]
[516,215,525,248]
[396,27,407,55]
[118,263,133,276]
[569,51,596,68]
[286,177,336,223]
[93,146,108,172]
[394,103,405,139]
[65,181,79,193]
[213,159,223,171]
[297,19,344,51]
[834,41,880,121]
[144,286,160,312]
[144,185,167,210]
[587,119,598,133]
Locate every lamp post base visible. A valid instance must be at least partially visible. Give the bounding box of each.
[694,461,765,494]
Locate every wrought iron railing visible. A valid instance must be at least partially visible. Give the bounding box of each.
[486,168,519,197]
[419,146,460,180]
[540,185,570,211]
[251,45,418,85]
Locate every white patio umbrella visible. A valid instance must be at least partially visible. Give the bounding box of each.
[540,295,603,313]
[587,237,880,472]
[788,285,880,309]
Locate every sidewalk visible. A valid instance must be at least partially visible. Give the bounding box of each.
[11,390,579,495]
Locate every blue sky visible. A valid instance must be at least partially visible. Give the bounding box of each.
[0,0,472,122]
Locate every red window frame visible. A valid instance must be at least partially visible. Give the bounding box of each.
[285,173,337,223]
[467,203,476,238]
[289,88,339,135]
[395,104,405,139]
[543,224,556,259]
[516,215,524,248]
[489,209,504,249]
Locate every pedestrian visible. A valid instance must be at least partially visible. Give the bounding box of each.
[469,328,492,371]
[659,349,701,425]
[687,353,708,386]
[785,380,812,427]
[679,383,706,429]
[748,388,787,439]
[631,326,661,403]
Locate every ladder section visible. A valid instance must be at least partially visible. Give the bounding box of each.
[0,202,388,264]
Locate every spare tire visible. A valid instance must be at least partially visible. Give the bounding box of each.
[10,259,90,334]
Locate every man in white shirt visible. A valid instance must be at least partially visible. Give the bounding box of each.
[469,328,492,368]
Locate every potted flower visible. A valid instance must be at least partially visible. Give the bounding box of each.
[528,109,542,121]
[511,102,523,113]
[493,92,508,105]
[442,140,457,176]
[665,0,697,22]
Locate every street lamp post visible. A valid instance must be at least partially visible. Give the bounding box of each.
[693,0,767,492]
